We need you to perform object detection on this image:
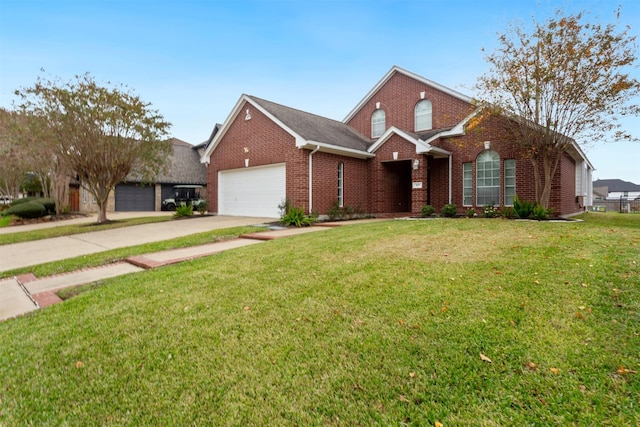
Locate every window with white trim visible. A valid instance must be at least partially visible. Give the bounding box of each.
[415,99,432,131]
[463,162,472,206]
[337,162,344,207]
[371,109,385,138]
[504,159,516,206]
[476,150,500,206]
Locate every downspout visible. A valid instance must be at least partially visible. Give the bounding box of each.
[448,155,452,204]
[308,145,320,213]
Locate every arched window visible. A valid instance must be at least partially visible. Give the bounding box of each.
[415,99,432,131]
[371,109,385,138]
[476,150,500,206]
[337,162,344,207]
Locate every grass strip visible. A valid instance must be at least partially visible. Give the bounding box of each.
[0,215,174,245]
[0,225,266,279]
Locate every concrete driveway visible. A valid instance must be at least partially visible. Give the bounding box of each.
[0,214,277,273]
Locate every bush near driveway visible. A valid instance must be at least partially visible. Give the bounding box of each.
[0,214,638,425]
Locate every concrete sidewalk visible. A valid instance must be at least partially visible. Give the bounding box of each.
[0,225,330,321]
[0,214,277,272]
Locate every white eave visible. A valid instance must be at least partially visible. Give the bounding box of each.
[299,141,374,159]
[343,65,474,123]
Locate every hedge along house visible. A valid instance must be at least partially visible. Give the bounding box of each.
[201,66,594,219]
[80,138,207,213]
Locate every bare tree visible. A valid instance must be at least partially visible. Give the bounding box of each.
[477,9,640,208]
[16,74,172,223]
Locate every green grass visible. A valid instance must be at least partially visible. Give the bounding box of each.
[0,214,638,425]
[0,215,174,245]
[0,225,266,280]
[0,214,14,227]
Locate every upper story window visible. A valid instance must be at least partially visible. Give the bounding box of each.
[414,99,432,131]
[476,150,500,206]
[371,109,386,138]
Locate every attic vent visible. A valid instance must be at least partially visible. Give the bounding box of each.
[420,91,425,99]
[245,109,252,121]
[375,102,380,109]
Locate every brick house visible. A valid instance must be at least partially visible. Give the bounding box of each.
[201,66,594,218]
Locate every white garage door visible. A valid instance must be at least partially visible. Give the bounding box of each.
[218,163,286,218]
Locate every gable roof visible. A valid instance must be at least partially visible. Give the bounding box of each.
[201,94,374,162]
[367,126,452,158]
[343,65,474,123]
[593,179,640,192]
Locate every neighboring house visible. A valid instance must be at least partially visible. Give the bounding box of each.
[593,179,640,200]
[201,66,594,218]
[80,138,207,213]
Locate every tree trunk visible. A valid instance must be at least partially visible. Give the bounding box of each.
[94,185,111,223]
[538,151,561,209]
[97,200,108,223]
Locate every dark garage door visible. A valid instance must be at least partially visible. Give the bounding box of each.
[115,183,155,211]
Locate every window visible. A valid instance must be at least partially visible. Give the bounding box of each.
[476,150,500,206]
[504,159,516,206]
[463,162,472,206]
[371,109,385,138]
[337,162,344,207]
[415,99,432,131]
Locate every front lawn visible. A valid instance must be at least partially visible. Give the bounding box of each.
[0,214,638,425]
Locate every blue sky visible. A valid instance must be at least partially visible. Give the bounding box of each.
[1,0,638,183]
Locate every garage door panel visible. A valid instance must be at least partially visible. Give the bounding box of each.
[219,164,285,218]
[115,184,155,211]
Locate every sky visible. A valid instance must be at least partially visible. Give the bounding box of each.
[1,0,639,184]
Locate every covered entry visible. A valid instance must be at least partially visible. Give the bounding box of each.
[381,159,412,213]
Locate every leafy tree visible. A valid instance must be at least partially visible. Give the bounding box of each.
[477,9,639,208]
[0,108,29,199]
[16,74,172,223]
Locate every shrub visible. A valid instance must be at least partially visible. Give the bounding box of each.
[5,201,47,219]
[174,204,194,218]
[421,205,435,217]
[278,198,292,218]
[513,195,535,219]
[196,201,208,216]
[327,201,366,221]
[11,197,55,215]
[280,205,316,227]
[531,205,553,220]
[441,203,457,218]
[482,204,498,218]
[466,208,476,218]
[501,206,517,219]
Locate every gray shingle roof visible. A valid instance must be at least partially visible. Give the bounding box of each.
[127,138,206,185]
[593,179,640,191]
[249,96,372,152]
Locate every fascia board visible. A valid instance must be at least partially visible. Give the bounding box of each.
[368,126,417,153]
[301,141,375,159]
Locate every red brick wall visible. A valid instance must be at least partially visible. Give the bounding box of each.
[311,152,369,214]
[552,152,581,216]
[206,100,303,214]
[346,71,474,137]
